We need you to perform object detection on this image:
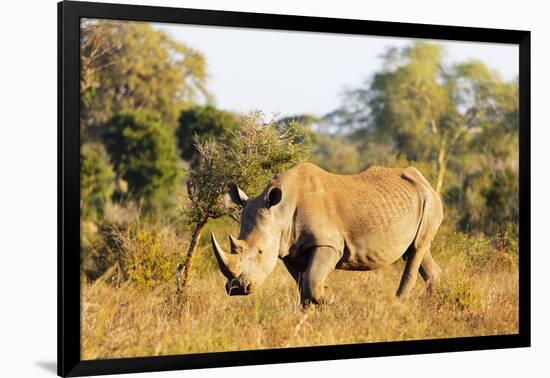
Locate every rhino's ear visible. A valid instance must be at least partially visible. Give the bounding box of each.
[229,183,248,207]
[266,186,282,208]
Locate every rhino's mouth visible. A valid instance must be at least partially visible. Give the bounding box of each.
[225,279,252,296]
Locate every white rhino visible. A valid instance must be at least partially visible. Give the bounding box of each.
[211,162,443,305]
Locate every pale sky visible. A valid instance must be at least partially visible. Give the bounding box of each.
[153,22,519,118]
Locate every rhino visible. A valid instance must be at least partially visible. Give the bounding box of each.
[211,162,443,305]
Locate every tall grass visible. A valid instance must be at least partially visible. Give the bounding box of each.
[80,222,518,360]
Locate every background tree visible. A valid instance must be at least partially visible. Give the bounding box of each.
[177,105,239,167]
[310,134,362,174]
[276,114,366,175]
[80,21,118,133]
[445,63,519,232]
[177,113,310,288]
[364,43,452,192]
[103,110,181,214]
[80,20,209,136]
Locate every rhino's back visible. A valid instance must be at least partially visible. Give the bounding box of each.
[280,163,434,269]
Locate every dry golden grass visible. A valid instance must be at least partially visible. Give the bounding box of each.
[81,245,518,360]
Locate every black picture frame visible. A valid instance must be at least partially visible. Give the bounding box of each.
[58,1,531,376]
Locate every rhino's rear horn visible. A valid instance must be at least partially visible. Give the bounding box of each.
[229,234,239,252]
[211,232,240,279]
[229,234,247,254]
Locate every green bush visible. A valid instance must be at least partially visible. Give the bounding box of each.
[432,224,518,273]
[103,109,181,214]
[112,222,184,288]
[81,143,115,220]
[430,273,481,311]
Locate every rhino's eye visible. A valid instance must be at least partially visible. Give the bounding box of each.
[258,249,263,255]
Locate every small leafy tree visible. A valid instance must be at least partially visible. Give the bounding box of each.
[223,114,310,196]
[178,112,309,287]
[103,109,181,214]
[80,143,115,220]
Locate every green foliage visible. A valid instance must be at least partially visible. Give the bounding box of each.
[80,19,208,135]
[103,110,181,214]
[455,164,519,233]
[224,113,311,197]
[177,105,239,166]
[81,143,115,220]
[483,168,519,230]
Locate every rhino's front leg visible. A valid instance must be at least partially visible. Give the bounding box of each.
[283,258,306,302]
[302,246,341,306]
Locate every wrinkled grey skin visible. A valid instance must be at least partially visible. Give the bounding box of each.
[211,162,443,305]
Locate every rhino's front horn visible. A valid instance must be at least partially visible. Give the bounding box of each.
[211,232,240,279]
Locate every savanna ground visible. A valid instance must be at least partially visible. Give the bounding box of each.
[81,218,518,360]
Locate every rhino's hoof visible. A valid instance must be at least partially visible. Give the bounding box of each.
[324,286,335,304]
[395,290,412,300]
[301,295,334,308]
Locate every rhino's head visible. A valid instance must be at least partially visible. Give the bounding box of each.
[211,182,285,296]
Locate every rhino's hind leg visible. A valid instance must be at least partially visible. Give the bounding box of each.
[397,183,443,299]
[302,246,341,306]
[396,242,429,299]
[419,251,442,290]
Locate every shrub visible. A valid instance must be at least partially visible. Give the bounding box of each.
[81,143,115,220]
[431,224,518,275]
[111,222,185,288]
[430,272,481,311]
[490,223,519,271]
